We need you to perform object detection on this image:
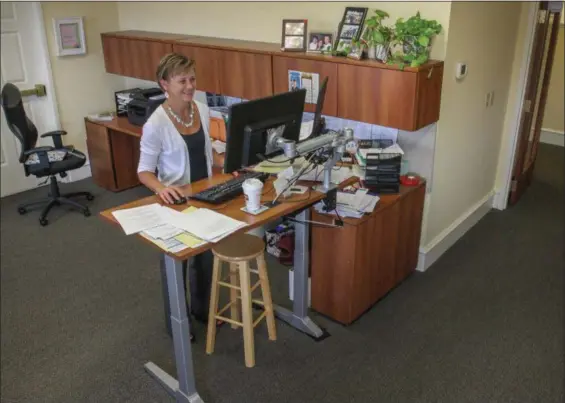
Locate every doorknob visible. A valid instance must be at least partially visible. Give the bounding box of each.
[20,84,46,98]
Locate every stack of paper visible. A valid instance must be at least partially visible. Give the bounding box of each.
[314,189,379,218]
[111,203,167,235]
[159,207,247,243]
[356,143,404,167]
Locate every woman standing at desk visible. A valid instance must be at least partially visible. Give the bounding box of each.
[137,53,223,341]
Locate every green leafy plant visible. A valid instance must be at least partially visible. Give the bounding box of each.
[389,12,442,68]
[361,9,392,47]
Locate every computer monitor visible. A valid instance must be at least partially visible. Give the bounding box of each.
[310,76,329,138]
[223,89,306,174]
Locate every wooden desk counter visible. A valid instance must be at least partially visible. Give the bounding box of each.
[85,115,227,193]
[99,173,337,261]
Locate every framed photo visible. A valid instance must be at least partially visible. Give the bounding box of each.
[335,39,352,54]
[347,43,365,60]
[281,19,308,52]
[307,32,333,53]
[336,7,367,46]
[53,17,86,56]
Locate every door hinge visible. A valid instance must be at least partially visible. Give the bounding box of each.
[511,179,518,192]
[524,99,532,113]
[538,9,548,23]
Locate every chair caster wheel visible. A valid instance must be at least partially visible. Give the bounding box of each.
[18,207,27,215]
[83,209,91,217]
[86,194,94,201]
[39,218,48,226]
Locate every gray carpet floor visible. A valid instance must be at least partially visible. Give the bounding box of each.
[1,143,563,403]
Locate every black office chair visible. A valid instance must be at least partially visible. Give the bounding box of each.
[1,83,94,226]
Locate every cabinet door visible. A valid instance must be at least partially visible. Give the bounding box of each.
[101,35,124,75]
[173,44,221,94]
[85,121,117,191]
[272,56,338,116]
[219,50,273,100]
[125,39,172,81]
[337,64,418,130]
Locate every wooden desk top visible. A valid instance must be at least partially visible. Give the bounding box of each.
[100,173,353,260]
[86,116,142,137]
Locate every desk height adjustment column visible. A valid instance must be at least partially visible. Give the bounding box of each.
[273,208,328,340]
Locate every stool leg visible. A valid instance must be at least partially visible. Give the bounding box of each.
[206,257,222,355]
[229,263,240,329]
[257,253,277,341]
[238,261,255,368]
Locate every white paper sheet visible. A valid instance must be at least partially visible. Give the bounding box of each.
[111,203,166,235]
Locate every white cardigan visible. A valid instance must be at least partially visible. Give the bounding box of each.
[137,101,214,187]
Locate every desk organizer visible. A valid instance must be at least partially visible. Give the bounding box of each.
[363,152,402,194]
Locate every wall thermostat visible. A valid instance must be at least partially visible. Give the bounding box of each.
[455,62,468,80]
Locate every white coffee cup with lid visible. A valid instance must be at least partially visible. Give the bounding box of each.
[242,178,263,212]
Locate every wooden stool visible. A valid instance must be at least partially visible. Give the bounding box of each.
[206,233,277,368]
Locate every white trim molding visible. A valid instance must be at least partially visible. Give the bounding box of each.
[540,128,565,147]
[417,191,495,272]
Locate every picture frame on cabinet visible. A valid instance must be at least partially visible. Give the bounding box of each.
[281,19,308,52]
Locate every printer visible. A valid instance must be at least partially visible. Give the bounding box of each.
[127,88,166,126]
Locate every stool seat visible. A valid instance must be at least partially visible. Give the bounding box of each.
[212,233,265,261]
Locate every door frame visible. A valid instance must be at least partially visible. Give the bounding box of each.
[494,1,539,211]
[495,1,563,210]
[34,2,61,132]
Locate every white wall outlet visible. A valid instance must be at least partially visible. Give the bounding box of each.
[455,62,468,80]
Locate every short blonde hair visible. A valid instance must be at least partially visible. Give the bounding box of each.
[156,53,195,87]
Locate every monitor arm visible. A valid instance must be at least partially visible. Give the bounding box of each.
[270,127,355,193]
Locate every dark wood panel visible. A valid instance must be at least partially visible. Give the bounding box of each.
[173,44,221,94]
[337,64,418,131]
[219,50,273,100]
[85,120,116,191]
[110,131,141,190]
[128,39,172,81]
[272,56,338,116]
[415,64,444,129]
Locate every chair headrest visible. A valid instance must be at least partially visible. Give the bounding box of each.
[1,83,22,109]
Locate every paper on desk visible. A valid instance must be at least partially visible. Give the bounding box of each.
[174,233,206,248]
[111,203,166,235]
[140,232,189,253]
[299,166,354,184]
[160,207,247,243]
[211,140,226,154]
[252,155,306,174]
[299,120,314,141]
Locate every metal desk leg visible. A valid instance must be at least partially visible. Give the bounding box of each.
[273,208,326,340]
[144,254,204,403]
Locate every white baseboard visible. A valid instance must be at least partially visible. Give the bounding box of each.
[416,191,495,272]
[540,129,564,147]
[68,162,92,183]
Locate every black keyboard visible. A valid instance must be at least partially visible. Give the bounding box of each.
[190,171,270,204]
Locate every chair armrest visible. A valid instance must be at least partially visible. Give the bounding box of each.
[23,146,54,157]
[40,130,67,138]
[41,130,67,148]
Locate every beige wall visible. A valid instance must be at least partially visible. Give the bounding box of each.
[41,2,124,155]
[542,25,564,132]
[117,1,451,60]
[424,1,523,244]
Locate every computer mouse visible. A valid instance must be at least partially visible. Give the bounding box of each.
[173,196,187,205]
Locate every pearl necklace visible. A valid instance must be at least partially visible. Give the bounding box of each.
[167,103,194,128]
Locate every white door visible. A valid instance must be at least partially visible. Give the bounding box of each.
[0,2,60,197]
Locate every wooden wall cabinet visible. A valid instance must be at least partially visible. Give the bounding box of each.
[337,63,443,131]
[272,56,338,116]
[100,31,444,131]
[173,44,221,94]
[310,183,426,325]
[219,50,273,100]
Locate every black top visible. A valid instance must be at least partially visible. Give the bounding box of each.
[182,125,208,183]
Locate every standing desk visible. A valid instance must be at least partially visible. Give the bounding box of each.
[100,173,346,403]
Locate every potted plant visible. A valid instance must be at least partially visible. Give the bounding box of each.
[389,12,442,68]
[357,9,392,61]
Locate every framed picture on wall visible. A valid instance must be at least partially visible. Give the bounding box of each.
[281,19,308,52]
[53,17,87,56]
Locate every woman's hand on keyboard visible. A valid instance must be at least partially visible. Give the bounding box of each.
[157,186,184,204]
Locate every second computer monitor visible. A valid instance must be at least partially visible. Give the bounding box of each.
[223,89,306,174]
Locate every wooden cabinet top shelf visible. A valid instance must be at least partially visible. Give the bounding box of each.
[102,30,443,72]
